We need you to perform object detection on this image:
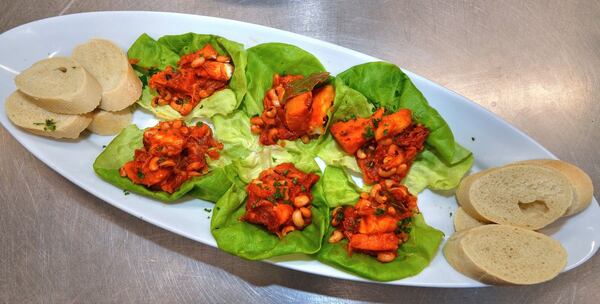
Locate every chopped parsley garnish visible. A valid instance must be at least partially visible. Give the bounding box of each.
[283,200,292,205]
[196,121,204,127]
[372,118,381,128]
[102,145,107,149]
[123,190,130,195]
[335,210,345,221]
[343,114,358,122]
[383,129,388,136]
[282,169,289,176]
[375,208,385,216]
[292,177,299,185]
[273,188,284,200]
[33,119,57,132]
[137,170,145,179]
[139,74,148,86]
[203,208,212,213]
[300,185,306,192]
[396,217,413,234]
[363,125,374,139]
[273,181,282,187]
[272,157,277,162]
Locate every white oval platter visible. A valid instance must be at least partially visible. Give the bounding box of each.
[0,11,598,288]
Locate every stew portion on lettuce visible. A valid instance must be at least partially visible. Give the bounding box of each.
[211,162,327,260]
[318,62,473,193]
[249,72,334,146]
[209,42,331,184]
[119,120,222,193]
[127,33,247,120]
[241,42,328,117]
[328,178,418,263]
[330,107,429,185]
[94,124,235,203]
[242,163,320,237]
[148,44,234,115]
[316,166,444,281]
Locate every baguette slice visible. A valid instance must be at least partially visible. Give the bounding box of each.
[72,39,142,111]
[514,159,593,216]
[15,57,101,114]
[87,108,132,135]
[443,225,567,285]
[453,207,487,232]
[5,91,92,139]
[456,164,572,230]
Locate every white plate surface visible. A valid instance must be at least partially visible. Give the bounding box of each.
[0,11,598,288]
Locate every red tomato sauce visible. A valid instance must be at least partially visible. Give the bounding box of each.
[242,163,320,238]
[119,120,223,193]
[148,44,234,116]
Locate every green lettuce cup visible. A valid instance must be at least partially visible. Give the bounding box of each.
[127,33,247,120]
[241,42,328,117]
[314,166,444,281]
[209,42,331,183]
[317,62,473,193]
[93,124,237,203]
[210,165,328,260]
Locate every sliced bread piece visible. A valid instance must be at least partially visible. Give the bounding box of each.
[87,107,132,135]
[5,91,92,139]
[72,39,142,111]
[15,57,102,114]
[443,225,567,285]
[514,159,593,216]
[453,207,488,232]
[456,164,572,230]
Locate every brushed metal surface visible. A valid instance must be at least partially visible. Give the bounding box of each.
[1,0,599,303]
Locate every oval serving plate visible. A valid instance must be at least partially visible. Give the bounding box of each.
[0,12,598,288]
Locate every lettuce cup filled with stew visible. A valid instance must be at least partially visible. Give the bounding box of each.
[211,162,329,260]
[127,33,247,120]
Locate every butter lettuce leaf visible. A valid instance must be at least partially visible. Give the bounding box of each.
[403,146,474,194]
[212,110,320,183]
[319,62,472,192]
[242,42,327,117]
[210,43,328,182]
[127,33,247,120]
[317,213,443,281]
[93,125,236,203]
[210,169,328,260]
[315,166,444,281]
[336,61,463,164]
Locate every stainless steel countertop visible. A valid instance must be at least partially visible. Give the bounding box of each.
[1,1,599,303]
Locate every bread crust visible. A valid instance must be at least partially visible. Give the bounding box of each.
[455,169,492,222]
[87,108,132,135]
[453,207,488,232]
[72,39,142,111]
